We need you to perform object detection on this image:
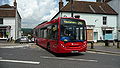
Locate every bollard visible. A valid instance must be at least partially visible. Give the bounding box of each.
[113,40,115,46]
[117,41,120,48]
[91,41,94,49]
[105,40,109,46]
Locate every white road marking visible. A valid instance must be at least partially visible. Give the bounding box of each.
[0,45,31,48]
[87,51,120,56]
[87,51,103,54]
[40,56,98,62]
[0,58,40,65]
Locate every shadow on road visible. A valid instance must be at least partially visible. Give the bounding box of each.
[53,53,85,57]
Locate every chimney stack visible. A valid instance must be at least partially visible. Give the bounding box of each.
[59,0,63,11]
[14,0,17,8]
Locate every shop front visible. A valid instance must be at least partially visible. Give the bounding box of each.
[102,27,114,40]
[0,26,11,40]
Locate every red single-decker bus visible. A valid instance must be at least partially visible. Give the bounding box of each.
[33,17,87,53]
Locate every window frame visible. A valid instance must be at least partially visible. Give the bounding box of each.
[0,18,3,24]
[103,16,107,25]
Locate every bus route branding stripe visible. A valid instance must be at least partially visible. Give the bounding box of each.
[40,56,98,62]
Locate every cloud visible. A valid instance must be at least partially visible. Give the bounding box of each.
[41,7,58,21]
[9,0,59,28]
[8,0,96,28]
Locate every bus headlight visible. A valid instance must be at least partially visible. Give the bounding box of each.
[60,44,65,48]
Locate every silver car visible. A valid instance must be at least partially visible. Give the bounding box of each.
[20,36,29,43]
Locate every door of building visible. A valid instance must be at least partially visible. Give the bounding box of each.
[0,32,3,38]
[0,29,4,38]
[94,32,98,40]
[87,29,93,41]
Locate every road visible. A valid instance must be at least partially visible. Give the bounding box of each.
[0,43,120,68]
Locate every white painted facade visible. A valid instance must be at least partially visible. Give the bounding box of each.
[3,13,21,40]
[53,12,117,41]
[108,0,120,40]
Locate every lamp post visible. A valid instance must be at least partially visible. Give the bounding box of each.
[66,0,73,17]
[70,0,73,17]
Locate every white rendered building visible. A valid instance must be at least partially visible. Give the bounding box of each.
[52,0,117,42]
[0,0,21,40]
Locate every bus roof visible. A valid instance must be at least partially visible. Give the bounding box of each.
[34,17,85,29]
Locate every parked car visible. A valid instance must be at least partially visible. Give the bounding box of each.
[19,36,29,43]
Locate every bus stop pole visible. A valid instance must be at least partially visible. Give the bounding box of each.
[117,41,120,48]
[91,41,94,49]
[70,0,73,17]
[105,40,109,46]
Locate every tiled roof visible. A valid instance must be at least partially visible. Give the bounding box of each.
[0,4,14,8]
[0,4,16,17]
[0,10,16,17]
[60,1,117,15]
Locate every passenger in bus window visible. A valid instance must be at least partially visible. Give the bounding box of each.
[51,25,57,40]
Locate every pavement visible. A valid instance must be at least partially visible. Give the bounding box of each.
[0,41,32,48]
[0,42,23,46]
[87,42,120,55]
[0,42,120,55]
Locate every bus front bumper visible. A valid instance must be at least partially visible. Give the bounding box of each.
[55,45,87,53]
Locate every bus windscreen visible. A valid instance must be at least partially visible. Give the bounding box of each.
[60,18,86,42]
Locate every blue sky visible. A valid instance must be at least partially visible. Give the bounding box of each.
[0,0,9,5]
[0,0,96,28]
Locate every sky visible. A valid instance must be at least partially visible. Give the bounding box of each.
[0,0,96,28]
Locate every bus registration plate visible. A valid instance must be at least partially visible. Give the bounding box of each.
[71,51,79,53]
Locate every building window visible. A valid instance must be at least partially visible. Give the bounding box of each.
[0,18,3,24]
[103,16,107,25]
[103,30,113,40]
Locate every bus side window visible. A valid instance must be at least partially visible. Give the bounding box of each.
[41,27,47,38]
[36,29,39,37]
[40,29,42,38]
[41,29,44,38]
[35,30,37,37]
[51,24,58,40]
[44,28,47,39]
[39,28,41,38]
[47,26,51,39]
